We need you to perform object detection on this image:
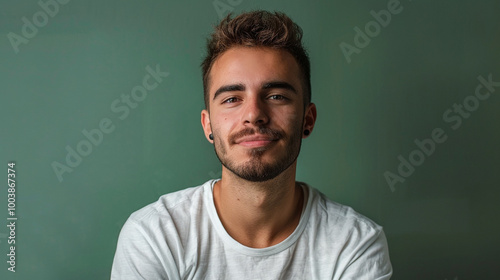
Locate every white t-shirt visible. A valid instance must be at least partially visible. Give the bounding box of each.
[111,179,392,280]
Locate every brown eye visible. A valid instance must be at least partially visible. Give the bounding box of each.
[269,95,286,100]
[223,97,238,104]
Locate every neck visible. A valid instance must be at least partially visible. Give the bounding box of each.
[213,162,304,248]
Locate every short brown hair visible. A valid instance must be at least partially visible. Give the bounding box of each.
[201,10,311,109]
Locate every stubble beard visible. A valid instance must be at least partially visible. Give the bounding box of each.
[212,124,303,182]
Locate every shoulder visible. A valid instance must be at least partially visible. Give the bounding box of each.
[112,180,215,279]
[116,180,215,244]
[301,183,388,256]
[131,184,204,220]
[301,183,392,278]
[124,180,212,235]
[305,184,383,235]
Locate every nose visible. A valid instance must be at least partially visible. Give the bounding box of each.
[242,95,269,126]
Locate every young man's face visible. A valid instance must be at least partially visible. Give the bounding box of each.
[201,46,316,182]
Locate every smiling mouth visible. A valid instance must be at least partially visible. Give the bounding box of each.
[238,139,277,148]
[230,128,284,149]
[235,134,279,148]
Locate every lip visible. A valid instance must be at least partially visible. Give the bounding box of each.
[236,135,278,148]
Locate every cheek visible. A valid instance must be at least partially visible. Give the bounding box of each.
[211,115,234,136]
[273,109,303,130]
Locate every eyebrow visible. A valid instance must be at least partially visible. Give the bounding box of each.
[212,81,297,101]
[262,81,297,94]
[213,84,245,101]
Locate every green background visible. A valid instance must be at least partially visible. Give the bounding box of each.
[1,0,499,279]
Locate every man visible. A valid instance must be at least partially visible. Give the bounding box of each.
[111,10,392,279]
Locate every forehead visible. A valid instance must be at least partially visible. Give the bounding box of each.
[208,46,302,95]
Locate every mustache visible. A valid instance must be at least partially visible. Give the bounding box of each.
[229,127,285,144]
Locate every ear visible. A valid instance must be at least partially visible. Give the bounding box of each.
[302,102,317,138]
[201,109,213,143]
